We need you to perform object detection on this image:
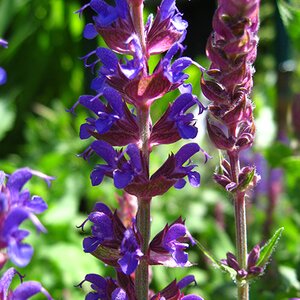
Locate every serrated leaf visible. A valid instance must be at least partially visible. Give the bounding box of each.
[256,227,284,268]
[195,239,236,281]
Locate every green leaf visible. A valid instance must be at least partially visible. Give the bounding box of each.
[257,227,284,268]
[278,0,300,51]
[195,239,236,281]
[0,99,16,141]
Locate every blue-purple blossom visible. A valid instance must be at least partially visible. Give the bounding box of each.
[151,275,203,300]
[118,228,143,275]
[151,143,204,189]
[78,0,137,55]
[0,268,52,300]
[78,88,139,146]
[77,273,135,300]
[151,93,206,145]
[88,140,145,189]
[150,218,195,267]
[145,0,187,55]
[80,202,143,274]
[0,168,53,267]
[0,38,8,85]
[81,202,115,253]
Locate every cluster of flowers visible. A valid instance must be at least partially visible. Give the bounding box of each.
[0,168,53,299]
[201,0,260,192]
[201,0,264,281]
[74,0,207,298]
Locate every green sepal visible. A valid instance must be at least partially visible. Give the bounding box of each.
[256,227,284,268]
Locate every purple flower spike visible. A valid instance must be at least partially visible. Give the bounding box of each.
[0,168,53,267]
[0,268,53,300]
[118,228,143,275]
[203,0,259,155]
[150,218,195,267]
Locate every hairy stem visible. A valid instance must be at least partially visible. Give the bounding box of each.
[130,1,146,55]
[135,105,151,300]
[229,152,249,300]
[135,198,151,300]
[235,191,248,300]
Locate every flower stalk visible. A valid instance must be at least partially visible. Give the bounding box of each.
[235,191,248,299]
[202,1,260,299]
[136,198,151,300]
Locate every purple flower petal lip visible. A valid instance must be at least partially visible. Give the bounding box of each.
[182,292,204,299]
[103,87,124,117]
[118,228,143,275]
[0,67,7,85]
[6,230,34,267]
[160,0,176,20]
[91,0,118,27]
[177,275,196,290]
[91,140,118,167]
[77,273,108,299]
[163,223,192,266]
[0,268,19,299]
[83,23,98,39]
[175,143,200,166]
[96,47,118,74]
[0,38,8,48]
[113,169,134,189]
[13,281,53,300]
[6,168,54,204]
[111,287,128,300]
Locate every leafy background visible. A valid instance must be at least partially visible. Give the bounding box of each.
[0,0,300,299]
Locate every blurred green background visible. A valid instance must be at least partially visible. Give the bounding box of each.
[1,0,300,299]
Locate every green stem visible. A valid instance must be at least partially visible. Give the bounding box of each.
[235,191,249,300]
[135,198,151,300]
[229,152,249,300]
[135,105,151,300]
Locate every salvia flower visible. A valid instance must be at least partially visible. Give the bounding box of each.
[151,93,206,146]
[0,268,52,300]
[79,0,137,55]
[79,0,187,56]
[150,218,195,267]
[88,140,146,189]
[118,228,143,275]
[0,168,54,267]
[77,273,129,300]
[151,275,203,300]
[221,244,264,279]
[86,142,206,198]
[0,38,8,85]
[79,88,139,146]
[80,202,143,275]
